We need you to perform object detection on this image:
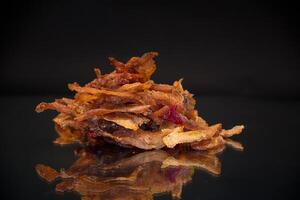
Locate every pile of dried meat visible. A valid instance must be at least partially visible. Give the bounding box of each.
[36,52,244,150]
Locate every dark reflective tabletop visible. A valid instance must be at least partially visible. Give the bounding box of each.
[1,95,299,199]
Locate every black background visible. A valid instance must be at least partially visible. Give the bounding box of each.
[1,1,300,200]
[2,0,300,98]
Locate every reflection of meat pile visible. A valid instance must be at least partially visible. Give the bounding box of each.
[36,146,224,200]
[36,52,244,150]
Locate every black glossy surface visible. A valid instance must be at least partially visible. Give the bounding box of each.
[1,95,299,199]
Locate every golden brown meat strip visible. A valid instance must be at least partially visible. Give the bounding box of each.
[220,125,244,137]
[35,164,60,182]
[162,124,222,148]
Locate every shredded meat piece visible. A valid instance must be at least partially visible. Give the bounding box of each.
[151,83,173,92]
[220,125,244,137]
[87,119,135,139]
[75,105,151,122]
[104,113,149,131]
[163,124,222,148]
[87,71,145,89]
[36,101,74,114]
[69,83,135,98]
[35,52,244,150]
[94,68,102,78]
[36,164,60,182]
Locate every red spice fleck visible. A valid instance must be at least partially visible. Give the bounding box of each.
[165,167,181,183]
[164,105,184,124]
[87,131,97,139]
